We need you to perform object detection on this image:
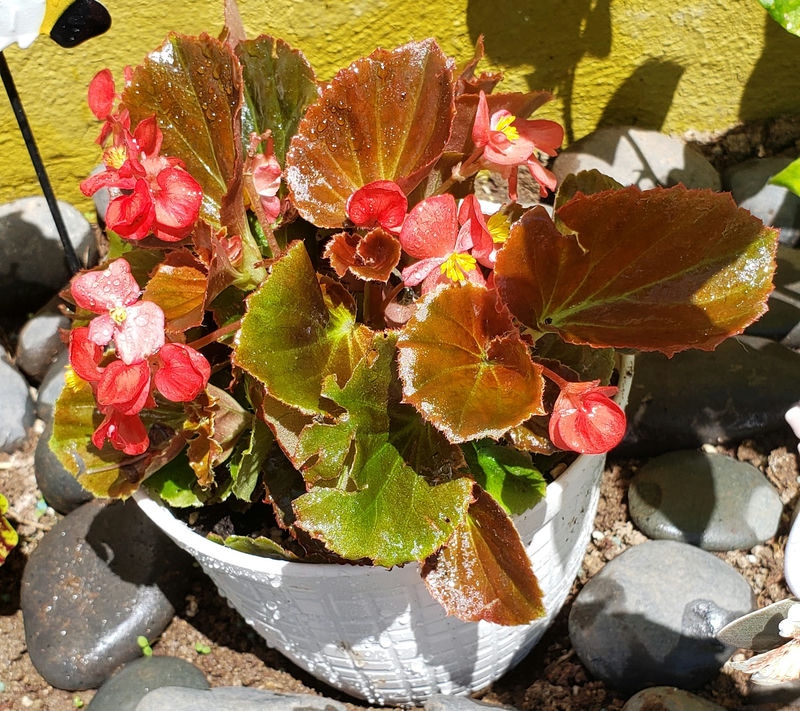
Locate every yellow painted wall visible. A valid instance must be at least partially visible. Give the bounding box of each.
[2,0,800,213]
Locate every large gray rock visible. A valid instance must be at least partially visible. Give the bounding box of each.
[569,540,754,693]
[22,499,193,690]
[0,197,95,315]
[34,416,93,514]
[135,688,349,711]
[623,686,727,711]
[553,127,721,190]
[628,450,783,550]
[35,348,69,421]
[15,300,69,382]
[745,244,800,346]
[88,656,209,711]
[619,336,800,456]
[0,350,35,452]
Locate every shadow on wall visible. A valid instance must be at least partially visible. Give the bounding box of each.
[466,1,685,140]
[741,14,800,122]
[466,0,612,142]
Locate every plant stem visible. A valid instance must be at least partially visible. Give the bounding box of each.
[187,319,242,350]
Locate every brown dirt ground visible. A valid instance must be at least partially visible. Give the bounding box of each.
[2,117,800,710]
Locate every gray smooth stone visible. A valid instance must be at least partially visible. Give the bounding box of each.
[36,348,69,421]
[623,686,727,711]
[135,688,348,711]
[88,656,209,711]
[552,127,721,190]
[619,336,800,456]
[628,450,783,550]
[0,197,95,315]
[34,416,93,514]
[22,499,193,690]
[724,157,800,246]
[15,305,69,382]
[569,540,754,693]
[0,351,35,452]
[425,695,516,711]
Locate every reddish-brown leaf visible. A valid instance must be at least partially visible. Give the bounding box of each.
[422,485,545,624]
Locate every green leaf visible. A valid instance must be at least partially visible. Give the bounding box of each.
[236,35,318,163]
[422,486,545,624]
[770,156,800,198]
[233,241,372,414]
[124,33,245,232]
[0,493,18,565]
[294,442,473,567]
[230,417,274,500]
[208,533,298,560]
[496,187,778,356]
[397,284,545,443]
[142,453,206,507]
[285,39,455,227]
[462,440,546,515]
[758,0,800,35]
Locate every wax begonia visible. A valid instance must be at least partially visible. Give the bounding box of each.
[472,90,563,201]
[249,133,283,223]
[547,380,626,455]
[71,258,165,364]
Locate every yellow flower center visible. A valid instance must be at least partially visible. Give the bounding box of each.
[109,306,128,324]
[487,211,511,244]
[440,253,477,283]
[493,114,519,142]
[104,145,127,170]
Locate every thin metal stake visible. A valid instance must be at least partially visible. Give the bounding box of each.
[0,50,82,275]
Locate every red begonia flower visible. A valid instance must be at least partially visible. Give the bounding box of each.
[92,408,149,455]
[346,181,408,234]
[399,194,486,293]
[88,69,116,121]
[548,380,626,455]
[154,343,211,402]
[96,360,153,416]
[71,258,166,364]
[251,134,283,223]
[471,90,564,200]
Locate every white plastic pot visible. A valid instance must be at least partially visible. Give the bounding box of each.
[134,355,634,705]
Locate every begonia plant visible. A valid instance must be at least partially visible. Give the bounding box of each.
[50,3,779,624]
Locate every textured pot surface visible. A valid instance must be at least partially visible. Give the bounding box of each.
[135,355,634,705]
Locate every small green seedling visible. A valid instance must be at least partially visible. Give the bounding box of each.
[137,635,153,657]
[195,641,211,655]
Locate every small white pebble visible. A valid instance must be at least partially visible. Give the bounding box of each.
[747,554,758,565]
[591,530,605,541]
[701,443,717,453]
[21,697,34,708]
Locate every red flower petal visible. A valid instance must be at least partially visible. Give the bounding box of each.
[151,167,203,241]
[113,300,165,364]
[96,360,152,415]
[346,181,408,234]
[71,258,141,313]
[105,180,156,240]
[399,194,459,259]
[87,69,116,120]
[68,327,104,383]
[548,380,626,454]
[154,343,210,402]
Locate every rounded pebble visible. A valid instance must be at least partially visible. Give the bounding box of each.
[628,450,783,550]
[623,686,727,710]
[569,539,754,693]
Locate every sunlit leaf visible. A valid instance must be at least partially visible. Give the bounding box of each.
[232,241,372,414]
[770,156,800,198]
[124,33,245,232]
[496,188,778,356]
[397,284,545,442]
[462,440,546,515]
[294,441,473,567]
[236,35,318,163]
[0,493,18,565]
[422,486,544,624]
[229,416,273,501]
[143,251,208,333]
[285,39,455,227]
[209,533,299,560]
[758,0,800,36]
